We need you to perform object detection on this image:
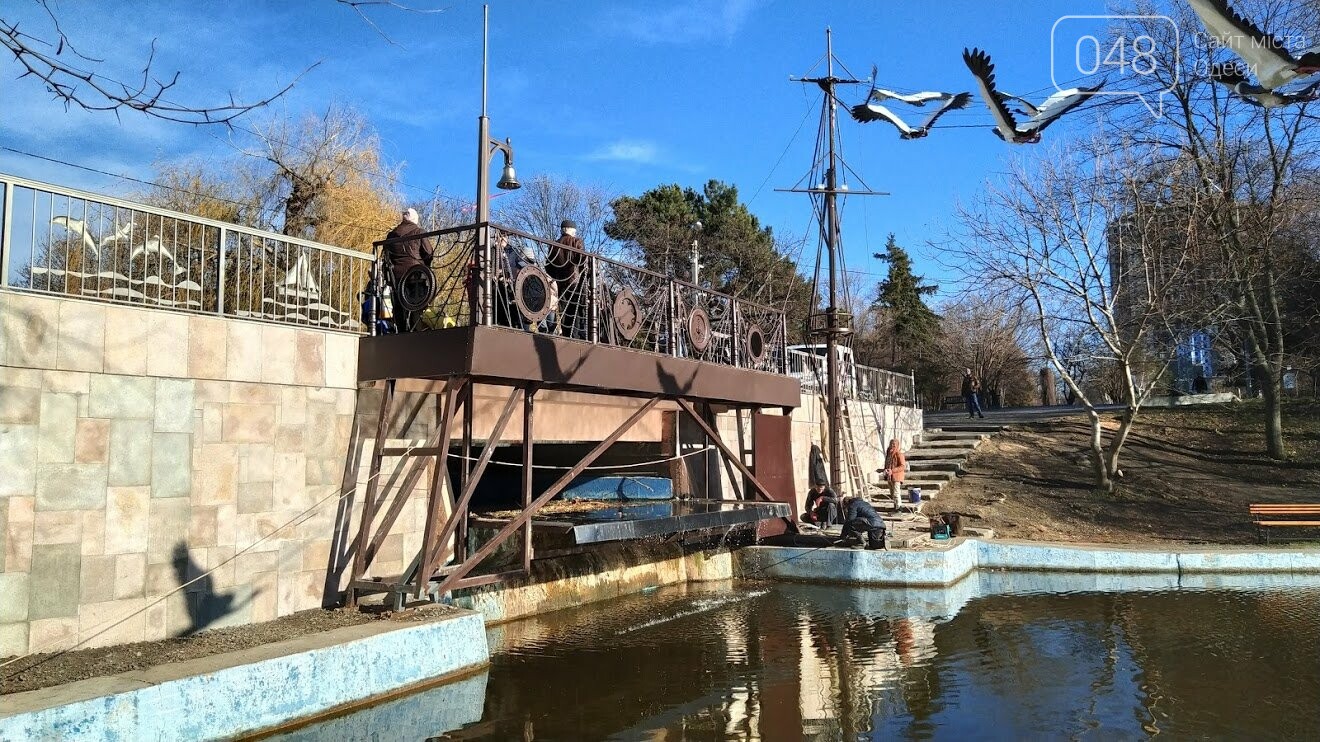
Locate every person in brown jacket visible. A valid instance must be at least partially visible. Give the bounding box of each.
[545,219,588,338]
[883,438,907,510]
[382,208,434,332]
[383,208,433,285]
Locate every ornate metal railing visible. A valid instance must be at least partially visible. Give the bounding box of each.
[0,172,373,332]
[373,222,789,374]
[786,347,916,406]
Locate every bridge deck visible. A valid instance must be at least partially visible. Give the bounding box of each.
[357,325,801,409]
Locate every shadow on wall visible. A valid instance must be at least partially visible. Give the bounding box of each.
[171,542,255,636]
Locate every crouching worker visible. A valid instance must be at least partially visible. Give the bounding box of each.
[803,482,840,526]
[839,496,886,550]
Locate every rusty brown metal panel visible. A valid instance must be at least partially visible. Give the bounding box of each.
[752,412,795,538]
[357,326,801,409]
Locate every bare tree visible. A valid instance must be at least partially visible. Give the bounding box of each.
[949,139,1211,492]
[242,106,401,244]
[144,106,402,252]
[933,294,1035,408]
[494,174,616,254]
[1111,0,1320,458]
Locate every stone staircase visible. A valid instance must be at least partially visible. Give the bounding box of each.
[894,423,1004,505]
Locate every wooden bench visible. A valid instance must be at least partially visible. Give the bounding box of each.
[940,395,964,410]
[1248,504,1320,543]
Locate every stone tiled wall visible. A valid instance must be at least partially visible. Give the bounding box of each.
[0,290,373,657]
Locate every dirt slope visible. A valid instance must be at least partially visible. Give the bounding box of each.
[933,401,1320,545]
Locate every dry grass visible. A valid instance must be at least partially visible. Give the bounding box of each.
[934,400,1320,545]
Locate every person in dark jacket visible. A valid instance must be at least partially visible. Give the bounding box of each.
[840,496,886,549]
[804,482,840,526]
[380,208,434,332]
[383,208,433,285]
[961,368,985,419]
[545,219,588,338]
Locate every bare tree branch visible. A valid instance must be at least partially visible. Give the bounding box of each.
[0,4,316,125]
[335,0,446,47]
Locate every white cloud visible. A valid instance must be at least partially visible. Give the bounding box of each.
[602,0,759,45]
[586,140,661,165]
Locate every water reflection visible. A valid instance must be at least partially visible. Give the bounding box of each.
[289,576,1320,740]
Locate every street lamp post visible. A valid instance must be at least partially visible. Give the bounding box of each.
[689,220,703,287]
[473,4,521,325]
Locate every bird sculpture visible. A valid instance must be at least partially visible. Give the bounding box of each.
[1211,63,1320,107]
[850,85,971,139]
[1187,0,1319,91]
[49,217,133,259]
[962,47,1103,144]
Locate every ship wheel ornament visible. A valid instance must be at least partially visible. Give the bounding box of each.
[394,264,436,313]
[744,324,768,367]
[687,306,712,352]
[612,288,643,341]
[514,265,555,323]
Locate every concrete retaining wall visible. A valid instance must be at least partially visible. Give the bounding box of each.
[739,539,1320,588]
[0,609,488,742]
[458,543,735,624]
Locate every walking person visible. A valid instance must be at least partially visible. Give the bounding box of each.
[839,496,886,549]
[961,368,985,419]
[883,438,907,510]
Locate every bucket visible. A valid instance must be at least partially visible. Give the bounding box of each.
[908,488,922,504]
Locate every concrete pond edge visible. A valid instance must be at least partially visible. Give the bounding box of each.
[0,609,488,742]
[738,538,1320,589]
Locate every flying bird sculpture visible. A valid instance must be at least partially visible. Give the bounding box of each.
[850,89,971,139]
[1187,0,1319,91]
[962,47,1103,144]
[1211,63,1320,107]
[50,217,133,259]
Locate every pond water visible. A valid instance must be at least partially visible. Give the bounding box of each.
[276,576,1320,740]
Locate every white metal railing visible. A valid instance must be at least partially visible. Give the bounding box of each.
[786,348,916,406]
[0,172,374,332]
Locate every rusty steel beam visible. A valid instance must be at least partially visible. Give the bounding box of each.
[348,378,395,602]
[420,385,523,585]
[522,385,537,573]
[458,382,475,561]
[413,381,465,597]
[429,396,662,598]
[363,378,469,564]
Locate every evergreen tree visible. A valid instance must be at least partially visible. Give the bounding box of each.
[605,180,814,337]
[873,234,939,362]
[871,234,942,401]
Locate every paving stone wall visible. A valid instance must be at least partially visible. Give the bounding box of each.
[0,290,391,657]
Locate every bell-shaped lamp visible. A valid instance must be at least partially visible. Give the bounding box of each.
[496,160,520,190]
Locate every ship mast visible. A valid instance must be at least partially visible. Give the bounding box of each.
[782,28,887,494]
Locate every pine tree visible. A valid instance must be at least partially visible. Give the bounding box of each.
[873,234,939,365]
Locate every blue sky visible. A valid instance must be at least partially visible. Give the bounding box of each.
[0,0,1128,300]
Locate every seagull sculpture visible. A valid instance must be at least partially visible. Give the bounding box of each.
[1187,0,1320,91]
[963,47,1103,144]
[49,217,134,259]
[850,90,971,139]
[1212,63,1320,107]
